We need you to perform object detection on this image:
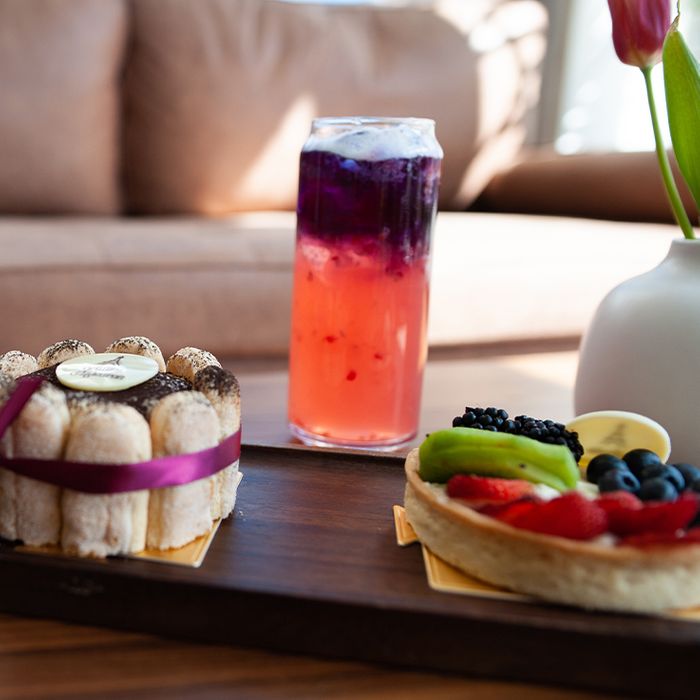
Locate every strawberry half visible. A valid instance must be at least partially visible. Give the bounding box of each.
[598,490,643,514]
[605,492,700,536]
[504,492,609,541]
[479,497,540,523]
[446,475,534,504]
[618,529,700,548]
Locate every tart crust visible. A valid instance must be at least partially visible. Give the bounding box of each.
[404,448,700,613]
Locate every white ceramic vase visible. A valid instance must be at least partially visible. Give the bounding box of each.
[575,239,700,464]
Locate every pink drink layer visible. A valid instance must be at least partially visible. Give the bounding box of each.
[288,150,440,447]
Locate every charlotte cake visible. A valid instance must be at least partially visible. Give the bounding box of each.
[0,337,241,557]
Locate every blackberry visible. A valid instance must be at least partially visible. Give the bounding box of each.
[451,406,584,463]
[514,414,584,463]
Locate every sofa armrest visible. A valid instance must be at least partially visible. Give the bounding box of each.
[475,149,698,224]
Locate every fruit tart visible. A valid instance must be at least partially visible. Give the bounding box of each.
[0,337,241,558]
[404,407,700,613]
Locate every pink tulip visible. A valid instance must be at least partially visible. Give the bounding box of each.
[608,0,672,68]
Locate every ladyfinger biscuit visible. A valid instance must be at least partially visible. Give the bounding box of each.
[0,375,17,540]
[193,366,241,437]
[166,347,221,384]
[61,404,151,558]
[37,340,94,369]
[13,383,69,546]
[147,391,220,550]
[106,336,166,372]
[0,351,38,379]
[193,366,242,519]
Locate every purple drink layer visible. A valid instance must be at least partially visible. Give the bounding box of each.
[297,151,441,266]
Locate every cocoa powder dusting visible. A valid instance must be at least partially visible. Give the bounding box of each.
[31,367,191,418]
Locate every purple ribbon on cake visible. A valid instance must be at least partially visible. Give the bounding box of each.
[0,376,241,494]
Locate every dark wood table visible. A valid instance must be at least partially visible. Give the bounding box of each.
[2,344,635,699]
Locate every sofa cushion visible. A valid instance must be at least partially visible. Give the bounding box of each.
[0,212,677,359]
[123,0,547,214]
[478,149,699,224]
[0,213,296,358]
[0,0,127,214]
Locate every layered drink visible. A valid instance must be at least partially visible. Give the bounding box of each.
[288,117,442,448]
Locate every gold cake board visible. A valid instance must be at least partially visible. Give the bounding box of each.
[17,518,222,568]
[393,505,700,621]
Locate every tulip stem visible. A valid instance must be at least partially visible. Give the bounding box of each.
[642,66,695,239]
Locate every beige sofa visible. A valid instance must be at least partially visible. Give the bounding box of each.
[0,0,690,359]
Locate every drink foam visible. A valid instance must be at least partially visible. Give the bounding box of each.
[303,120,443,161]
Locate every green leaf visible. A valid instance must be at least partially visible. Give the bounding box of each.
[663,22,700,216]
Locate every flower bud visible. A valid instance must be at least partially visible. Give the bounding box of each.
[608,0,672,68]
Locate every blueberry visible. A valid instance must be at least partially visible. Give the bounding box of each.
[639,464,685,492]
[638,477,677,502]
[586,454,629,485]
[452,416,462,427]
[673,463,700,489]
[623,449,662,479]
[598,469,640,494]
[502,420,518,433]
[477,414,493,426]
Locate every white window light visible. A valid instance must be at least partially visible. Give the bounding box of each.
[555,0,700,154]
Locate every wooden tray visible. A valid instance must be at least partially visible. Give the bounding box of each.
[1,444,699,699]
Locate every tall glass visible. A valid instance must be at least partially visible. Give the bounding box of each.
[287,117,442,449]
